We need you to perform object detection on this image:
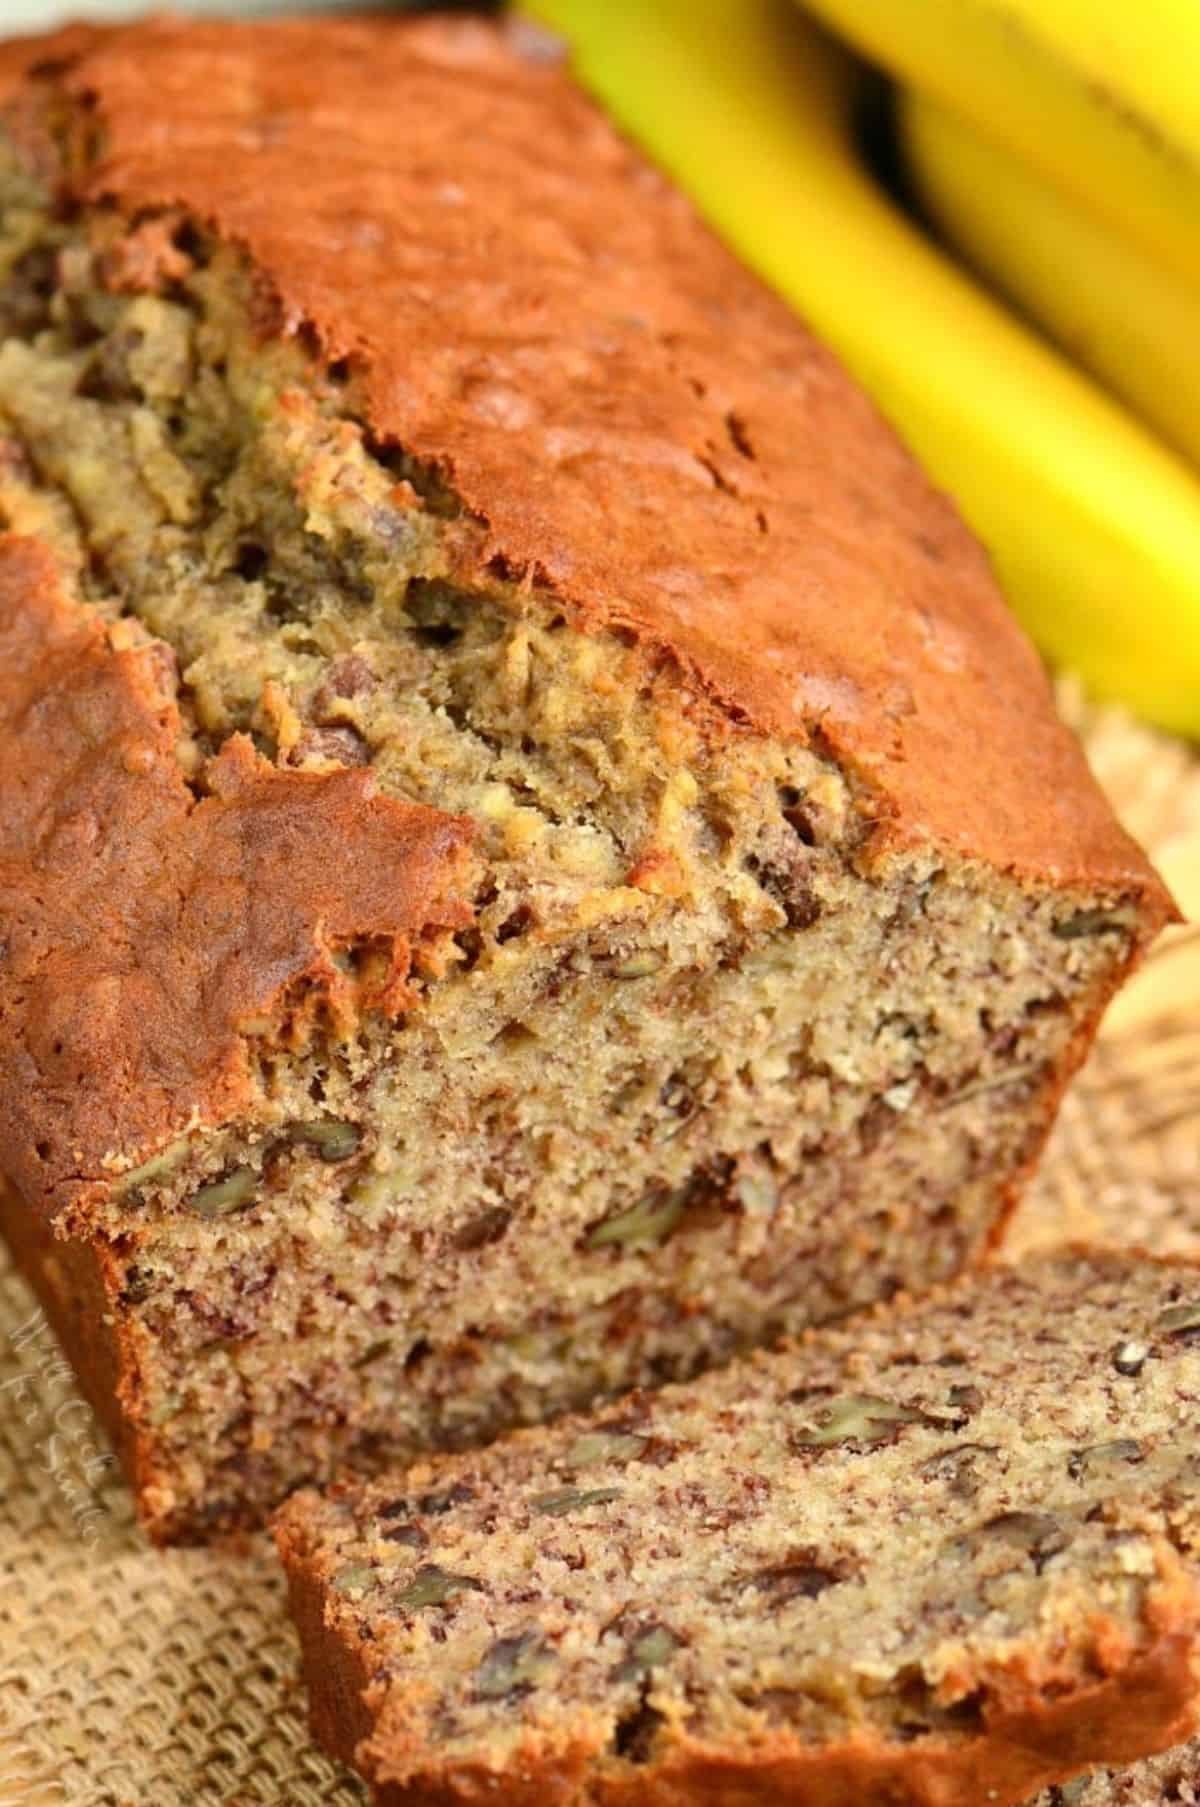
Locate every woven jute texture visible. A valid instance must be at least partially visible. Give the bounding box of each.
[1,692,1197,1807]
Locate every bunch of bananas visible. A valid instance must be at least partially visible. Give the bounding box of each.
[526,0,1200,737]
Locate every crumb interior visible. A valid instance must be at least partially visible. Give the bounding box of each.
[1037,1743,1200,1806]
[280,1257,1200,1783]
[0,151,1142,1533]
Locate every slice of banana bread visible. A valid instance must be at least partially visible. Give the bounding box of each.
[0,15,1173,1541]
[275,1251,1200,1807]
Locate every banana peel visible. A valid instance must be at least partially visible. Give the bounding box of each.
[900,90,1200,477]
[797,0,1200,294]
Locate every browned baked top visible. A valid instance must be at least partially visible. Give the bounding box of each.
[0,11,1169,896]
[0,537,473,1227]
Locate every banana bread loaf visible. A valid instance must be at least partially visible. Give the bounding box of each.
[274,1250,1200,1807]
[0,14,1173,1541]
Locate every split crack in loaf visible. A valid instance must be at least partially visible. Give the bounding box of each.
[0,12,1174,1542]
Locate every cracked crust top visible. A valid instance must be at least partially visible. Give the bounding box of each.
[0,11,1174,901]
[0,537,474,1227]
[0,14,1175,1229]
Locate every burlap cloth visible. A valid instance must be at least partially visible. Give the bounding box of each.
[2,687,1197,1807]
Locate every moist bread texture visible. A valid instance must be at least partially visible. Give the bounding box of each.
[0,14,1173,1540]
[275,1252,1200,1807]
[1037,1743,1199,1805]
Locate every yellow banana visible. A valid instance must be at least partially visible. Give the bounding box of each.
[524,0,1200,735]
[899,88,1200,474]
[794,0,1200,294]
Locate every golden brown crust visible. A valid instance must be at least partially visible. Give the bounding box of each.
[0,1176,132,1464]
[0,12,1173,904]
[0,20,103,90]
[0,535,474,1228]
[0,14,1179,1586]
[982,927,1151,1256]
[0,1173,193,1534]
[585,1633,1200,1807]
[276,1523,1200,1807]
[279,1509,384,1772]
[584,1635,1199,1807]
[0,12,1175,1234]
